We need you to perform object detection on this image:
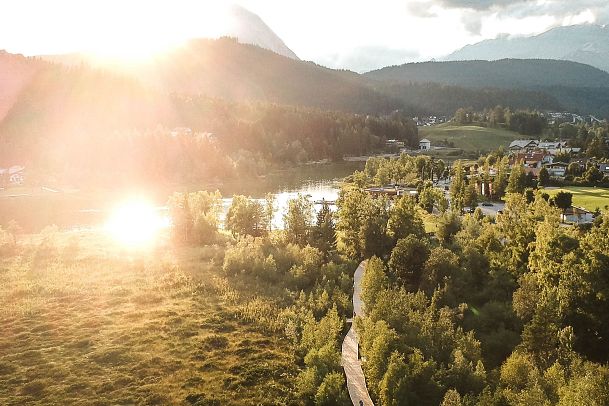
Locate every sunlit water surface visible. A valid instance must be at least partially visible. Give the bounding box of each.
[0,162,360,232]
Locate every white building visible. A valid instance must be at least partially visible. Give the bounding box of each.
[544,163,567,178]
[419,139,431,150]
[562,206,594,225]
[509,140,538,152]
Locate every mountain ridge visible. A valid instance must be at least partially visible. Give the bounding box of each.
[225,5,298,60]
[445,24,609,73]
[364,58,609,89]
[40,4,299,67]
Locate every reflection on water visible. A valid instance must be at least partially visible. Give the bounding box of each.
[221,180,340,229]
[0,162,362,232]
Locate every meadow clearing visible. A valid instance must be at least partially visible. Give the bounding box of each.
[420,124,521,152]
[0,230,299,405]
[543,186,609,212]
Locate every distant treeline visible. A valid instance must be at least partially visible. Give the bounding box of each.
[453,107,548,135]
[379,82,562,117]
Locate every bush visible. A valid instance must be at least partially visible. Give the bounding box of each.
[223,237,278,281]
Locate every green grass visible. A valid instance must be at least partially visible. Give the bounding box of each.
[542,187,609,212]
[420,124,521,152]
[420,209,439,234]
[0,231,298,405]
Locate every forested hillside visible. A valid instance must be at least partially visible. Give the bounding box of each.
[377,82,562,116]
[0,77,419,185]
[125,37,402,115]
[365,59,609,89]
[5,42,609,125]
[366,59,609,117]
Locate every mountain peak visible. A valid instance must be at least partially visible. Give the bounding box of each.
[39,5,299,67]
[224,5,299,60]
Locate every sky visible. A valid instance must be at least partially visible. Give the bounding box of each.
[1,0,608,71]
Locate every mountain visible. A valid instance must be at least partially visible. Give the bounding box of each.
[42,5,298,66]
[364,58,609,117]
[0,38,402,157]
[223,5,299,60]
[4,39,609,161]
[446,24,609,73]
[135,37,398,113]
[364,59,609,89]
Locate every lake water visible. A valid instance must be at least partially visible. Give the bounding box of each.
[0,162,362,232]
[220,180,341,230]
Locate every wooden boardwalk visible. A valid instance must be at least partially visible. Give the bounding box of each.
[341,262,374,406]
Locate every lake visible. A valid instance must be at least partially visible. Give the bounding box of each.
[0,162,363,232]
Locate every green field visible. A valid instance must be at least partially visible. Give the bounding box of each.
[0,231,298,405]
[420,124,521,152]
[543,187,609,212]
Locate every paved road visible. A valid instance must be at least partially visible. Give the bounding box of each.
[341,262,374,406]
[478,202,505,217]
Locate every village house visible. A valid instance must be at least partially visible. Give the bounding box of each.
[508,139,538,153]
[508,139,579,156]
[561,206,594,225]
[544,162,568,177]
[538,141,567,150]
[510,151,553,170]
[419,138,431,150]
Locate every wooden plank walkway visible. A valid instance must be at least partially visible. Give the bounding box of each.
[341,262,374,406]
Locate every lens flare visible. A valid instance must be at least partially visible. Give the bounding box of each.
[105,199,169,247]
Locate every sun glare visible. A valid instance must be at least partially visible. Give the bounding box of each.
[78,2,231,64]
[105,199,170,247]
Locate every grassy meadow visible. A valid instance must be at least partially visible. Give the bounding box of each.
[420,124,520,152]
[0,230,299,405]
[543,186,609,212]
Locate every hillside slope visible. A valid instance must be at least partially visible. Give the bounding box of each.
[137,38,399,113]
[365,59,609,89]
[365,59,609,117]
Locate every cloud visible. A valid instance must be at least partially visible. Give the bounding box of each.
[406,1,439,18]
[430,0,609,39]
[439,0,532,11]
[461,12,483,34]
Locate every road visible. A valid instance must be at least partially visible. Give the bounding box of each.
[478,202,505,217]
[341,262,374,406]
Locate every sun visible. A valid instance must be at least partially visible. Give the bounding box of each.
[79,2,231,64]
[105,198,170,247]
